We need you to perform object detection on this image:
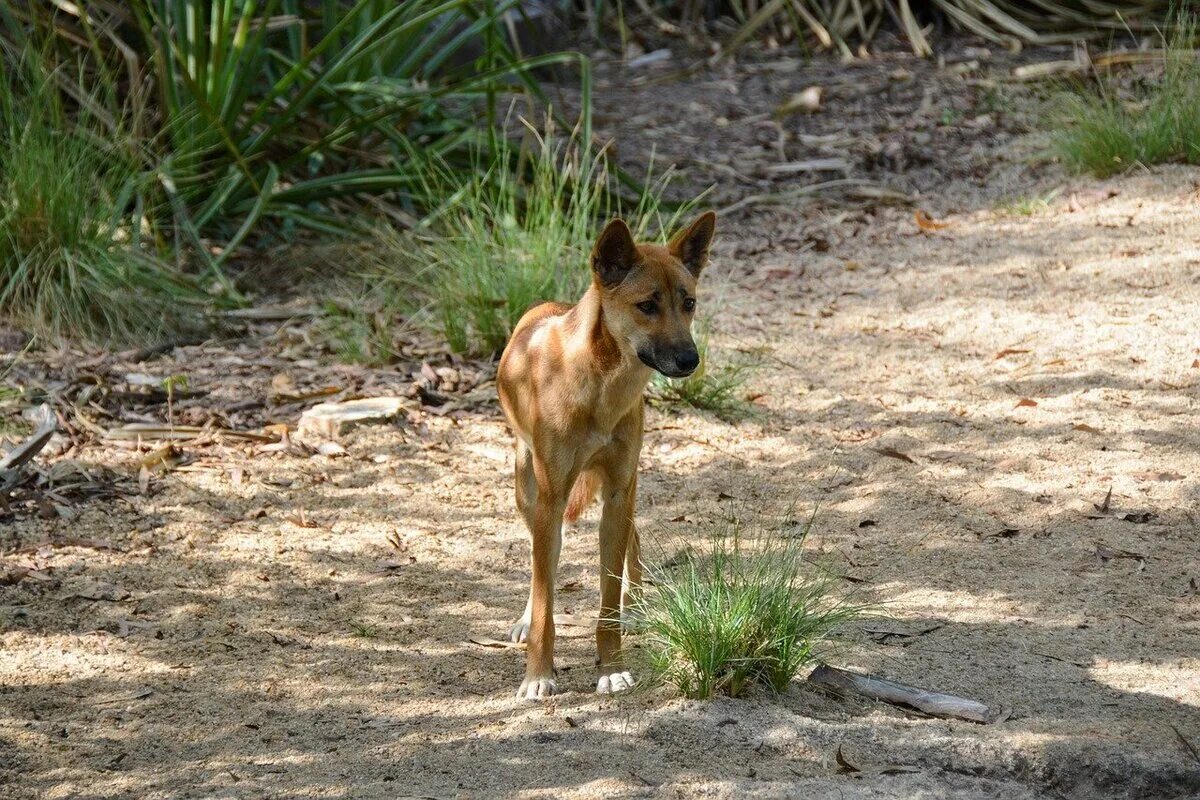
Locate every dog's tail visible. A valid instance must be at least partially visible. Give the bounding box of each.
[564,470,601,523]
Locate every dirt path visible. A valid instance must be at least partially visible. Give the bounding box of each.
[4,54,1200,800]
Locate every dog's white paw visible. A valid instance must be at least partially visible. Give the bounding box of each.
[596,670,636,694]
[516,675,558,700]
[508,619,530,643]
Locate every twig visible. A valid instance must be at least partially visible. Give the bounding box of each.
[807,664,1008,724]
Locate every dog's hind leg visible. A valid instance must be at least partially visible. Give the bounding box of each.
[508,440,560,645]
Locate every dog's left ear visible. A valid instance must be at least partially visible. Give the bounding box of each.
[669,211,716,278]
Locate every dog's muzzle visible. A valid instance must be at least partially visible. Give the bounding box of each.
[638,347,699,379]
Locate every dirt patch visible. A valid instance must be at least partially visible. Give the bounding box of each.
[3,46,1200,800]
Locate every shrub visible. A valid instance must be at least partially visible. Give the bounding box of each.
[639,510,864,699]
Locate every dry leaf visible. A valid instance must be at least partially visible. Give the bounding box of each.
[467,636,523,649]
[1015,398,1038,408]
[994,348,1030,359]
[1133,471,1184,482]
[777,86,822,115]
[914,209,950,232]
[873,447,915,464]
[1073,423,1100,434]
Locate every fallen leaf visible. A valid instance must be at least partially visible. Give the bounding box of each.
[1073,423,1101,434]
[1096,545,1146,561]
[1133,470,1184,482]
[914,209,950,232]
[835,745,860,774]
[467,636,523,649]
[994,348,1030,359]
[285,508,321,529]
[873,447,915,464]
[777,85,822,115]
[1015,398,1038,408]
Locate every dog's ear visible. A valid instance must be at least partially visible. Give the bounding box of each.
[591,218,638,288]
[668,211,716,278]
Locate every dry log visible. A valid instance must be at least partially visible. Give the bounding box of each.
[808,664,1008,724]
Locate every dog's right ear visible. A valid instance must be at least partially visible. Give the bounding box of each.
[591,219,637,288]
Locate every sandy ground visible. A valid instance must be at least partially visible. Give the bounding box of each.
[3,50,1200,800]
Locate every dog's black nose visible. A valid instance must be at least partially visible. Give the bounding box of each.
[675,350,700,374]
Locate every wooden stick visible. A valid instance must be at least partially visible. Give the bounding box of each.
[808,664,1008,724]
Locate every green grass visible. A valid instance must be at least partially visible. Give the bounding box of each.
[0,54,204,343]
[349,621,379,638]
[0,2,586,342]
[1054,15,1200,176]
[639,510,865,699]
[997,187,1063,217]
[649,322,757,422]
[338,117,695,358]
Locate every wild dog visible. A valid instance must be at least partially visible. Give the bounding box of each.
[497,211,716,699]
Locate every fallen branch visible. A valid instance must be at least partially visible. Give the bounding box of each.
[807,663,1008,724]
[0,404,57,493]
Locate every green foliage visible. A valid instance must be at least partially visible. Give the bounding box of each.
[997,188,1062,217]
[649,322,757,422]
[0,53,204,343]
[349,117,694,358]
[639,510,864,699]
[1054,14,1200,176]
[119,0,577,240]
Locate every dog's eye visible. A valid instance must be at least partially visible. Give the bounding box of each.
[636,300,657,314]
[682,298,696,313]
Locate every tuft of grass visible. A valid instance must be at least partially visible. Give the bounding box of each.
[1054,14,1200,177]
[349,621,379,638]
[0,54,204,343]
[343,115,695,358]
[649,322,757,422]
[997,187,1062,217]
[639,510,865,699]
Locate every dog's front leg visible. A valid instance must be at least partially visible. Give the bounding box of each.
[596,470,637,694]
[517,462,568,700]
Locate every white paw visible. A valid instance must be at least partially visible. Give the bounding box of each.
[517,675,558,700]
[508,619,530,643]
[596,670,636,694]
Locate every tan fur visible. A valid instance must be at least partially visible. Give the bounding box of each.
[497,211,716,699]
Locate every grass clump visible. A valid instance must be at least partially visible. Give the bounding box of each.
[639,510,864,699]
[1054,15,1200,176]
[0,58,203,343]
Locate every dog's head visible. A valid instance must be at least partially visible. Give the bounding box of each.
[590,211,715,378]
